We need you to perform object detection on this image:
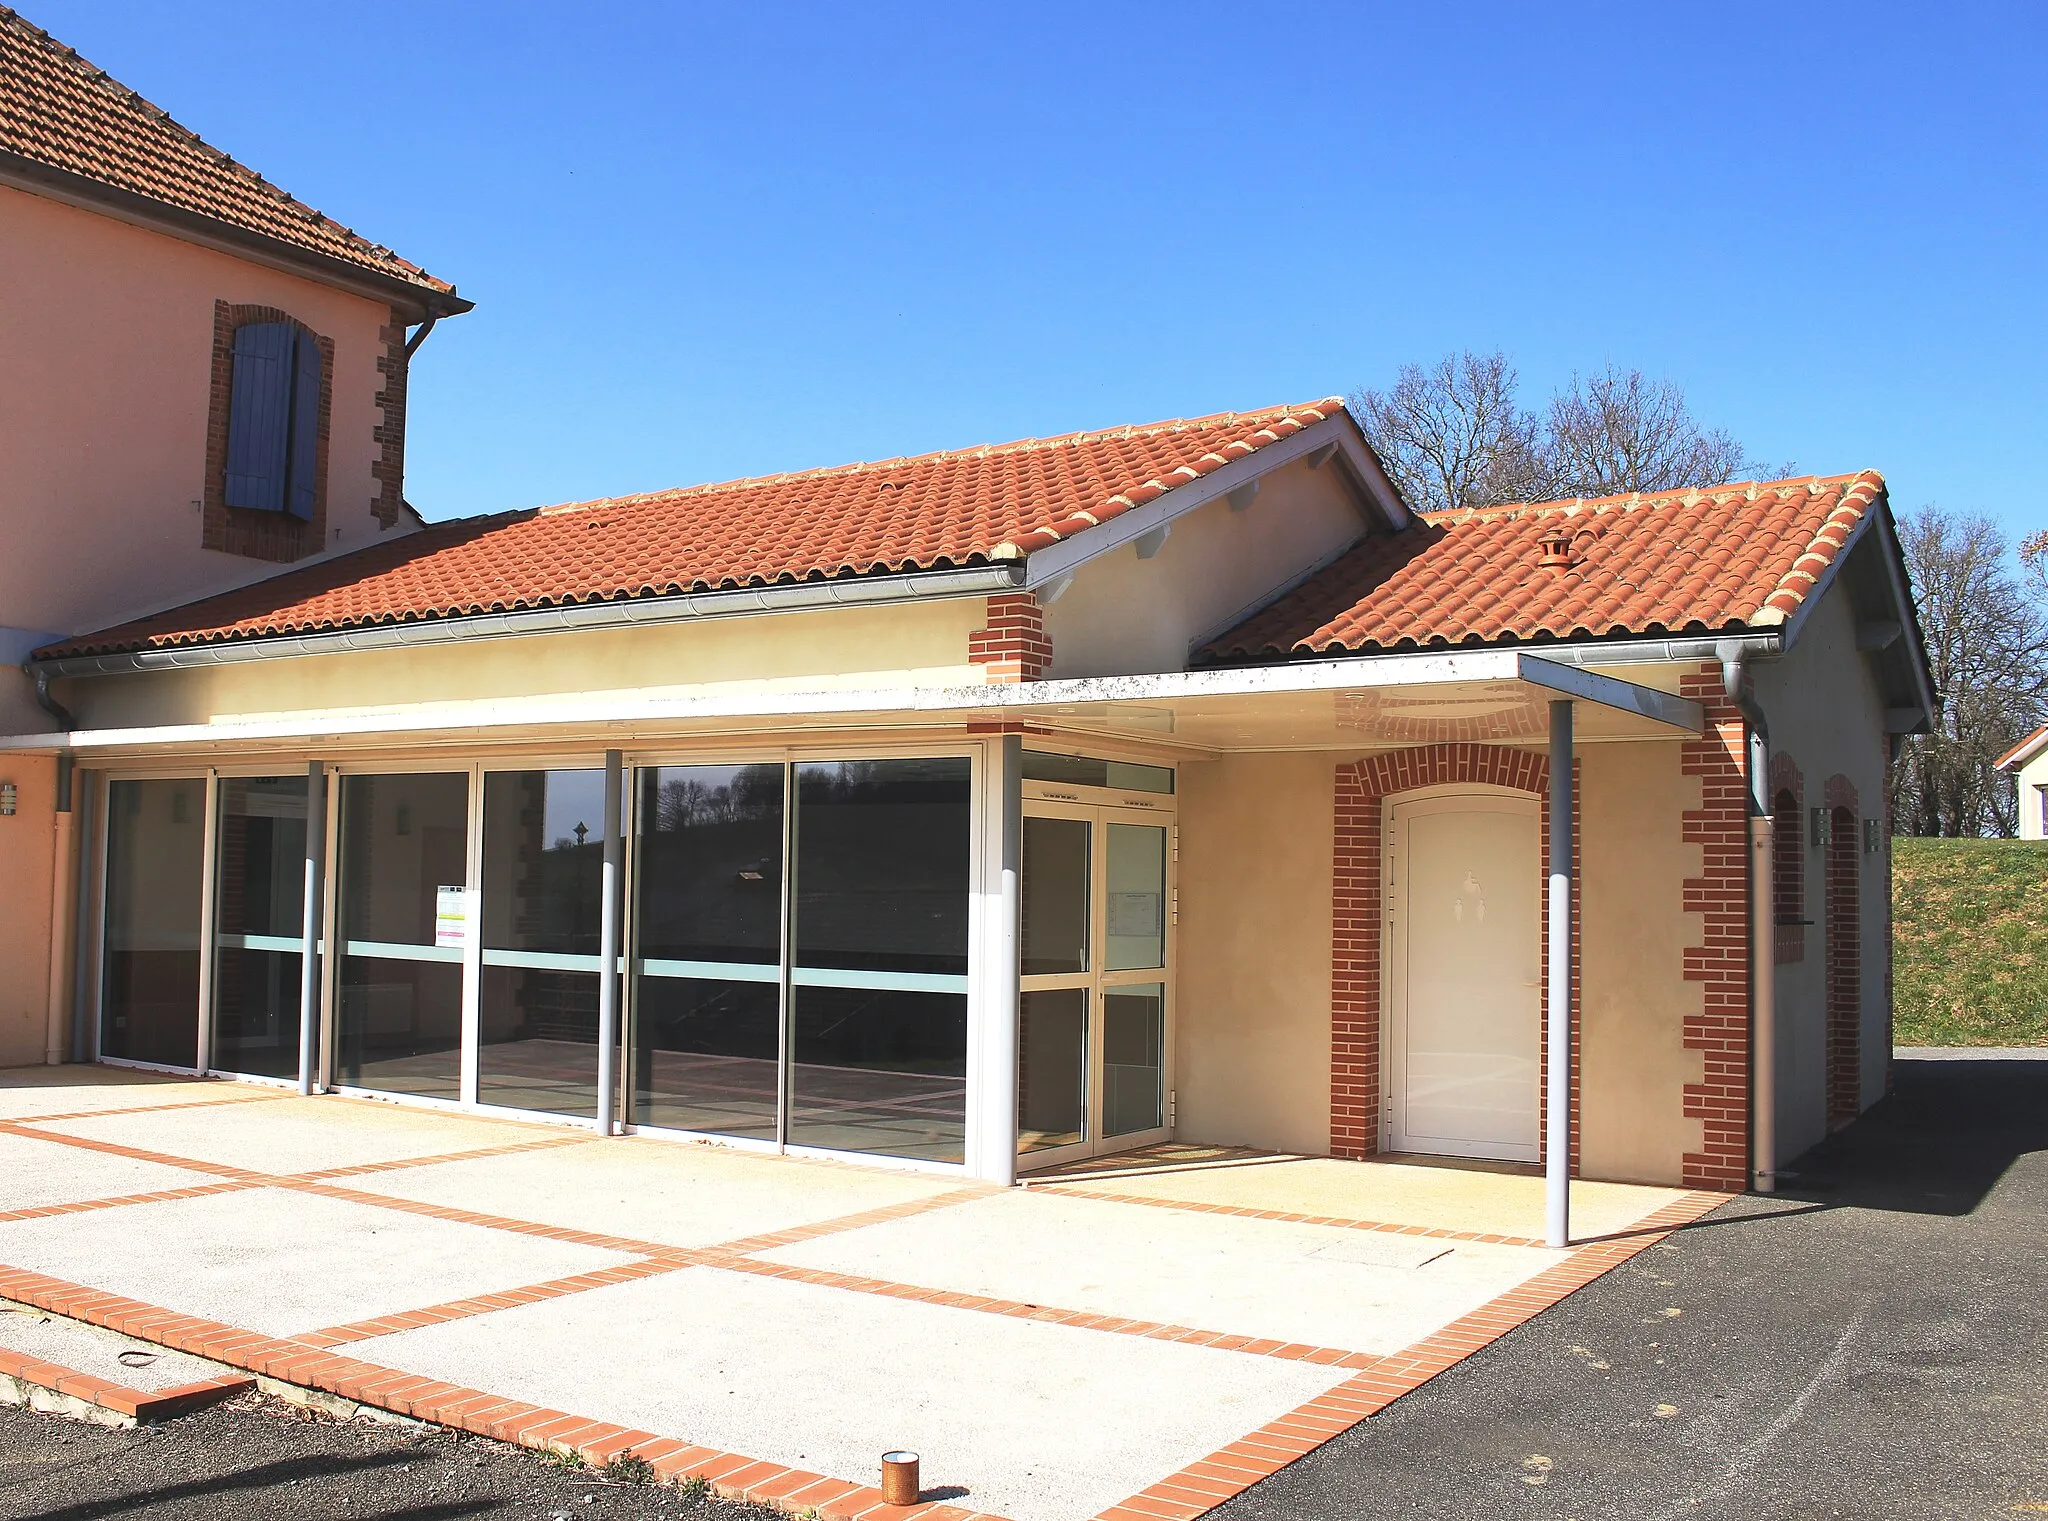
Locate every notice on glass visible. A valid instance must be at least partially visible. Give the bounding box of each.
[434,886,471,949]
[1107,891,1162,938]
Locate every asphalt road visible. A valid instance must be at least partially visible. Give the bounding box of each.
[0,1394,776,1521]
[1216,1055,2048,1521]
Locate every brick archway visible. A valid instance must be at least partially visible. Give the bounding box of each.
[1331,744,1579,1165]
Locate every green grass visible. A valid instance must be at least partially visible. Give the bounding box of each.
[1892,837,2048,1047]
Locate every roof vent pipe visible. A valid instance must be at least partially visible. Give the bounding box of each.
[1718,638,1775,1198]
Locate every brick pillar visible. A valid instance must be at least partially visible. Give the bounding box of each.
[969,594,1051,682]
[1679,665,1752,1190]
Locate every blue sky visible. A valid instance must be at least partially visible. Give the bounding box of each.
[33,2,2047,542]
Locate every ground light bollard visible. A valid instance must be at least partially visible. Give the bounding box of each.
[881,1451,920,1506]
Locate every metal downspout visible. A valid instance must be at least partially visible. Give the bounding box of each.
[24,664,72,729]
[1718,639,1775,1194]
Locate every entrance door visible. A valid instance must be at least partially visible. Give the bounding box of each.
[1017,802,1172,1167]
[1385,790,1540,1162]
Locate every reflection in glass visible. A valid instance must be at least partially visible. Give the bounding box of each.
[102,778,205,1068]
[335,773,468,1099]
[212,776,307,1079]
[1018,988,1086,1152]
[1021,817,1088,975]
[790,758,969,1161]
[1102,983,1164,1136]
[1020,752,1174,794]
[630,764,784,1139]
[478,770,604,1117]
[1105,823,1167,971]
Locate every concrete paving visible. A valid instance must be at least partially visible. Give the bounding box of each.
[0,1186,634,1339]
[1034,1146,1687,1241]
[0,1065,1701,1520]
[348,1265,1347,1521]
[344,1132,960,1249]
[0,1131,222,1213]
[0,1068,259,1121]
[761,1188,1558,1354]
[31,1095,547,1176]
[0,1304,233,1394]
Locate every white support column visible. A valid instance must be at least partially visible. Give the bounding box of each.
[1546,700,1574,1249]
[595,749,624,1136]
[297,761,325,1096]
[969,735,1022,1185]
[194,771,220,1077]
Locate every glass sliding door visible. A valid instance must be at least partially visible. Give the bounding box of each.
[789,758,970,1163]
[630,764,785,1141]
[334,772,469,1099]
[101,778,206,1068]
[211,776,308,1080]
[477,769,605,1118]
[1018,812,1091,1154]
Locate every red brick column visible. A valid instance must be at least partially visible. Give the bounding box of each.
[969,594,1051,682]
[1329,744,1578,1166]
[1679,666,1752,1190]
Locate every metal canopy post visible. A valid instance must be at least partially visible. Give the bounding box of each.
[1546,700,1574,1249]
[596,749,623,1136]
[974,735,1023,1186]
[297,761,325,1095]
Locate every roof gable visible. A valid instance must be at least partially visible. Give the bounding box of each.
[0,7,457,300]
[1201,471,1893,661]
[37,399,1350,659]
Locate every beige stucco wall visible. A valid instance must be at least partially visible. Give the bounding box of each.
[1577,741,1705,1183]
[0,754,58,1067]
[2014,749,2048,841]
[60,596,993,733]
[0,186,405,731]
[1754,582,1893,1158]
[1173,751,1334,1156]
[1043,457,1364,679]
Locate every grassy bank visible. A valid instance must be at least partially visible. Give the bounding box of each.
[1892,837,2048,1047]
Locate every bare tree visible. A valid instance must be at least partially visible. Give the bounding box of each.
[1543,366,1780,498]
[1352,353,1783,511]
[1349,351,1547,513]
[1890,508,2048,837]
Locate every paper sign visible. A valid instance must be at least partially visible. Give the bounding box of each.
[1107,891,1162,938]
[434,886,471,949]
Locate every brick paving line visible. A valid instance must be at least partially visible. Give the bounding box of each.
[0,1342,253,1422]
[1029,1182,1556,1250]
[3,1091,295,1125]
[1087,1189,1734,1521]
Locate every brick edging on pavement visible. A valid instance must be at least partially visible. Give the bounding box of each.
[0,1337,252,1423]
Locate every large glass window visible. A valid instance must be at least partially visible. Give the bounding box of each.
[102,778,206,1068]
[790,758,970,1162]
[631,764,785,1141]
[335,773,468,1099]
[211,776,308,1080]
[478,770,606,1118]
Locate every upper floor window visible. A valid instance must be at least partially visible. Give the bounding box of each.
[224,320,321,520]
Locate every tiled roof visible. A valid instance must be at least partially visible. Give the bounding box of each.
[1996,724,2048,772]
[1201,470,1888,661]
[38,400,1346,658]
[0,7,454,295]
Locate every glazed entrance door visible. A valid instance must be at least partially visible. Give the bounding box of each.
[1017,802,1172,1167]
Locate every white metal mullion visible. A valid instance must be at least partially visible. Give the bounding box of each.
[87,774,111,1062]
[194,771,220,1076]
[775,761,797,1150]
[459,764,484,1107]
[317,767,343,1091]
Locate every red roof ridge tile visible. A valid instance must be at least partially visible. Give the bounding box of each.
[0,6,454,294]
[1421,469,1881,527]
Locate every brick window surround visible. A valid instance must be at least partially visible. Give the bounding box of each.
[1331,744,1580,1170]
[1825,776,1861,1130]
[203,301,332,562]
[969,593,1051,682]
[1770,752,1805,965]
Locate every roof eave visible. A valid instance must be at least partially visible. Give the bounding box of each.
[0,150,471,319]
[1995,725,2048,772]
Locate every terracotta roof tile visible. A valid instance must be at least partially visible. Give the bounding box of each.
[39,399,1345,658]
[1200,470,1889,661]
[0,7,453,294]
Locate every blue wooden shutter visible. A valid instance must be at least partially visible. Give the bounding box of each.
[285,328,321,521]
[224,322,293,511]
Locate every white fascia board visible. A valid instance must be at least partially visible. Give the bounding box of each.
[1516,655,1704,732]
[1777,505,1937,725]
[0,647,1703,754]
[1019,415,1404,591]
